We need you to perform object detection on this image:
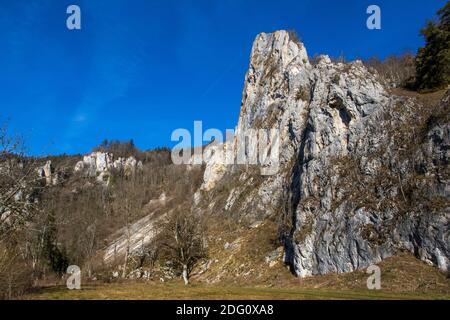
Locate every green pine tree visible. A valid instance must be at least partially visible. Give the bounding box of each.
[43,212,69,275]
[416,2,450,92]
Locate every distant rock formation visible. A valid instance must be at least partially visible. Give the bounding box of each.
[74,151,143,184]
[38,160,58,186]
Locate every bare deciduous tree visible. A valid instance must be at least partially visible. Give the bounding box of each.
[0,120,39,298]
[110,176,147,278]
[0,121,44,239]
[365,53,416,88]
[157,208,207,285]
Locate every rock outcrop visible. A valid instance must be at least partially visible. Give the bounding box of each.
[38,160,58,186]
[74,152,143,184]
[195,30,449,276]
[103,193,169,263]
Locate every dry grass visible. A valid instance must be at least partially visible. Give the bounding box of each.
[22,207,450,300]
[195,214,450,295]
[280,253,450,294]
[25,277,450,300]
[198,216,290,285]
[390,88,447,107]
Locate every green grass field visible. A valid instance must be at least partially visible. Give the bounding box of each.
[25,281,450,300]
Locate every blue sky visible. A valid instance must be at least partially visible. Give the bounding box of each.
[0,0,446,156]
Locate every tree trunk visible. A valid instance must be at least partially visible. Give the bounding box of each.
[122,249,128,278]
[182,264,189,285]
[122,222,130,279]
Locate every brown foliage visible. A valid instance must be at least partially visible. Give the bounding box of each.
[364,53,416,88]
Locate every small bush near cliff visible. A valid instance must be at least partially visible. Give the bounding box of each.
[364,53,416,88]
[332,74,341,84]
[288,29,301,44]
[295,86,310,102]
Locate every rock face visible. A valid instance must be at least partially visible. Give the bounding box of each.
[38,160,58,186]
[196,30,449,276]
[74,152,143,184]
[103,193,169,263]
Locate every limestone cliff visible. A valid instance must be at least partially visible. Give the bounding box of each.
[196,30,449,277]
